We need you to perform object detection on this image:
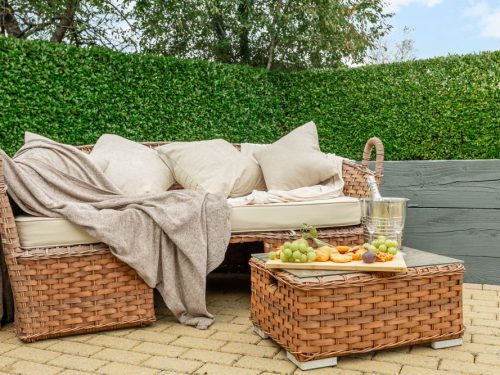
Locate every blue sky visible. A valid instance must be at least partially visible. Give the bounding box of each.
[385,0,500,59]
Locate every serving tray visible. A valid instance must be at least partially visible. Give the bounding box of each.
[265,252,407,272]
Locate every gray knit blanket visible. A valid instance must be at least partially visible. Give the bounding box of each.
[0,140,231,329]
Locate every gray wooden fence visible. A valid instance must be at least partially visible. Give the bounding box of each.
[377,160,500,285]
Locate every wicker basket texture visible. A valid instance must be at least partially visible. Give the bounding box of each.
[250,258,464,361]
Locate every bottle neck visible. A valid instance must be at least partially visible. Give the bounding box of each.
[367,175,382,200]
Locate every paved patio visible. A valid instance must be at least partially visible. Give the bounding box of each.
[0,274,498,375]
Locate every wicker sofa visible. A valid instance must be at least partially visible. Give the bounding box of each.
[0,137,383,342]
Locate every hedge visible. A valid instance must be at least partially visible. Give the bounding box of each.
[1,36,498,159]
[277,53,500,160]
[0,37,283,156]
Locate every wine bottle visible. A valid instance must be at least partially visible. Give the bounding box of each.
[367,175,382,200]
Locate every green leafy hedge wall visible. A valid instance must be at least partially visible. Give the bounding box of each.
[1,37,498,159]
[277,53,499,160]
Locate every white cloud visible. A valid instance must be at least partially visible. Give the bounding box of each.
[385,0,444,12]
[464,1,488,17]
[465,1,500,39]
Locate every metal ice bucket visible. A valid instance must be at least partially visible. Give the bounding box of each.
[360,198,409,248]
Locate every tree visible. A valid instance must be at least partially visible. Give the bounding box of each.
[2,0,392,71]
[128,0,392,70]
[0,0,135,50]
[365,26,417,65]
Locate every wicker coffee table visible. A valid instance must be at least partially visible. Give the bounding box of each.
[250,248,465,370]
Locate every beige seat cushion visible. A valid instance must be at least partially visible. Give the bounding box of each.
[89,134,175,195]
[230,196,360,232]
[15,216,98,248]
[15,197,360,247]
[254,121,336,191]
[157,139,266,197]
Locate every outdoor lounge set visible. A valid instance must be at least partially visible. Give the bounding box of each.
[0,121,464,370]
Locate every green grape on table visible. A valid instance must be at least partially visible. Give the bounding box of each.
[292,250,302,260]
[283,241,292,249]
[298,243,308,253]
[363,243,371,250]
[378,244,387,253]
[280,252,288,262]
[283,248,292,258]
[268,251,277,260]
[388,247,398,255]
[300,254,308,263]
[296,238,309,247]
[372,240,382,248]
[387,240,398,248]
[307,251,316,262]
[290,242,300,252]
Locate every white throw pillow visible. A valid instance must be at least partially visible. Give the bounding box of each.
[88,134,175,195]
[157,139,266,197]
[254,121,336,190]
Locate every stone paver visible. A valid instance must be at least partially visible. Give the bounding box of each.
[0,282,499,375]
[171,335,226,350]
[92,348,151,365]
[440,359,500,375]
[3,346,60,363]
[374,350,440,369]
[294,368,362,375]
[97,362,157,375]
[141,355,203,373]
[48,354,106,372]
[235,355,296,374]
[132,341,187,357]
[86,335,138,351]
[180,348,240,365]
[59,370,95,375]
[163,324,213,338]
[220,342,279,358]
[337,358,402,375]
[211,331,261,344]
[48,341,103,356]
[5,360,62,375]
[195,363,260,375]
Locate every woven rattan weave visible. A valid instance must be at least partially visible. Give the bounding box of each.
[0,137,383,341]
[250,255,464,362]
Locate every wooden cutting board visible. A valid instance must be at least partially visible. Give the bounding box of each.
[265,252,407,272]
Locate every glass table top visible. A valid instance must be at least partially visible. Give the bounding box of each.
[252,247,463,279]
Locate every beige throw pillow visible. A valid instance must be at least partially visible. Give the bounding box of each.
[88,134,175,195]
[240,143,269,164]
[254,121,335,190]
[157,139,265,197]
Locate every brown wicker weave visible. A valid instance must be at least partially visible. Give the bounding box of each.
[0,163,155,342]
[0,137,383,341]
[250,257,464,362]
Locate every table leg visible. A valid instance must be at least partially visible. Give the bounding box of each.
[253,325,269,339]
[286,352,337,370]
[430,338,463,349]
